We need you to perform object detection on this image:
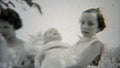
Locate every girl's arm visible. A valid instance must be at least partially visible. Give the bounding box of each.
[78,41,103,68]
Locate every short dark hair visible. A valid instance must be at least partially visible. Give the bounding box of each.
[0,8,22,30]
[83,8,106,32]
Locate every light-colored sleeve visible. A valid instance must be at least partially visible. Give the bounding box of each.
[0,35,13,67]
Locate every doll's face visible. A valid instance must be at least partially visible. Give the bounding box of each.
[80,13,99,38]
[44,28,61,43]
[0,19,15,40]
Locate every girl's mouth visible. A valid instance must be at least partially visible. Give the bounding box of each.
[83,31,89,34]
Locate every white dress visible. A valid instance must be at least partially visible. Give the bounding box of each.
[35,37,103,68]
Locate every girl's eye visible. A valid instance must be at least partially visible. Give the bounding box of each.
[88,21,94,26]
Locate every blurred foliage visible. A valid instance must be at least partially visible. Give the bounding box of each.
[0,0,42,14]
[98,47,120,68]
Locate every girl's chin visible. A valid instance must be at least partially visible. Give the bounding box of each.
[83,35,92,38]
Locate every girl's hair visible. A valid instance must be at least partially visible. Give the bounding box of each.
[83,8,106,32]
[0,8,22,30]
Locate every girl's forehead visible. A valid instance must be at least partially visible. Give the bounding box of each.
[81,13,97,20]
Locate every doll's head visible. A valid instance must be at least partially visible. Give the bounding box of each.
[43,28,62,44]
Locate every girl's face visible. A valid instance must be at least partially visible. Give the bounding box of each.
[0,19,15,40]
[80,13,99,38]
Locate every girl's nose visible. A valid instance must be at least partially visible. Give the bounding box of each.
[83,23,89,30]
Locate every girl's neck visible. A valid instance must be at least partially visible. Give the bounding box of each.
[81,35,96,39]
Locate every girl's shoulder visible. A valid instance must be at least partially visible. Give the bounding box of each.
[94,39,104,50]
[89,39,104,66]
[90,38,104,48]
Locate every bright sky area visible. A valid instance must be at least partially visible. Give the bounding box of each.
[11,0,120,48]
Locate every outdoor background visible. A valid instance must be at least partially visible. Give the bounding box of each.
[4,0,119,49]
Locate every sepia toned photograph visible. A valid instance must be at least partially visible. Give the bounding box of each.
[0,0,120,68]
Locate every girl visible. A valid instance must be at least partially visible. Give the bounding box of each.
[0,8,32,67]
[73,8,106,68]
